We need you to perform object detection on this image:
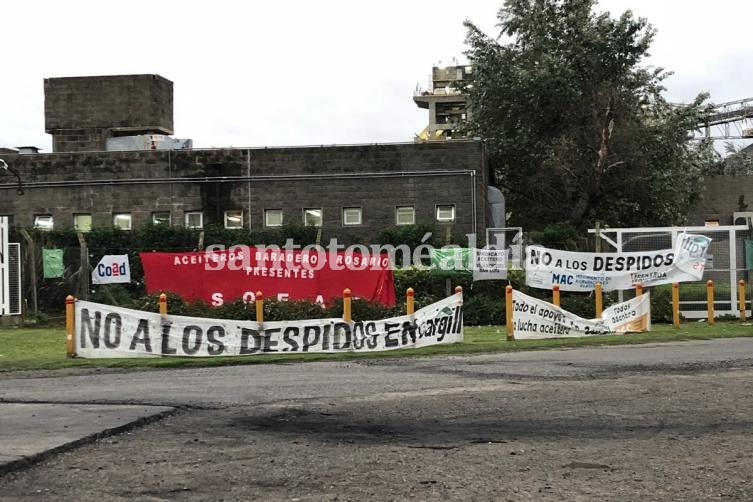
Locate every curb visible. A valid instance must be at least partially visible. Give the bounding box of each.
[0,406,178,477]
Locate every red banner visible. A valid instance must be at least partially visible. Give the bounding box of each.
[139,248,395,307]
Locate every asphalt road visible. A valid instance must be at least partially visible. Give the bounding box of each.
[3,338,753,408]
[2,337,753,500]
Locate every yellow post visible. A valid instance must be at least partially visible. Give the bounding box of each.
[343,288,352,322]
[706,280,715,324]
[594,282,603,318]
[255,291,264,323]
[406,287,415,315]
[635,283,643,297]
[672,282,680,328]
[159,293,167,316]
[505,285,514,341]
[65,295,75,357]
[552,285,560,307]
[739,280,746,321]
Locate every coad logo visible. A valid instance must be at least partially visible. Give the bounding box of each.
[97,262,127,277]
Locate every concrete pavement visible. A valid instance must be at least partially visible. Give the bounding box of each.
[0,403,173,474]
[3,337,753,475]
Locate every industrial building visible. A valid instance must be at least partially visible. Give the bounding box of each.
[2,71,752,245]
[0,74,490,245]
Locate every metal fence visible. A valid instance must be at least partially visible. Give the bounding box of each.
[591,225,752,318]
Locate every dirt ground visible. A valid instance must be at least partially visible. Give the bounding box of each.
[3,361,753,501]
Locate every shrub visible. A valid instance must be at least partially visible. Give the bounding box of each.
[376,224,442,250]
[463,295,505,326]
[266,298,332,322]
[28,221,682,328]
[325,297,400,321]
[559,292,600,319]
[91,284,136,306]
[648,286,674,323]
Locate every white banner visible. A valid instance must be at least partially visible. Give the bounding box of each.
[92,255,131,284]
[472,248,509,281]
[525,233,711,291]
[511,290,651,339]
[74,293,463,358]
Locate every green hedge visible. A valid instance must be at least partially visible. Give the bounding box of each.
[110,271,672,325]
[20,223,676,325]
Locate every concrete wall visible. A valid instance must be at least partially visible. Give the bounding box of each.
[687,175,753,225]
[44,74,174,152]
[0,141,488,246]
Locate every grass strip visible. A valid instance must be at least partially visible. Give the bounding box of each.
[1,322,751,372]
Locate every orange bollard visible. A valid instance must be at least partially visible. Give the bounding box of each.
[635,283,643,297]
[672,283,680,328]
[406,287,415,315]
[65,295,75,357]
[505,285,514,341]
[343,288,352,322]
[706,280,715,324]
[159,293,167,316]
[255,290,264,323]
[594,283,603,318]
[552,285,560,307]
[739,280,746,321]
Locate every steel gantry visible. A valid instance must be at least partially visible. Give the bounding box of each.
[695,97,753,140]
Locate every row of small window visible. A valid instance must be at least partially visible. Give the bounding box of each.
[32,205,457,231]
[264,205,455,227]
[33,213,144,231]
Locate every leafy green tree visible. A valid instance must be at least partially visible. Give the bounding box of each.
[710,142,753,175]
[463,0,716,230]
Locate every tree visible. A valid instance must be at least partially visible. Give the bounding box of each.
[709,142,753,176]
[463,0,715,230]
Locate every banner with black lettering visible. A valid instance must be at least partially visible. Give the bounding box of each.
[472,248,509,281]
[92,255,131,284]
[74,293,463,358]
[525,233,711,291]
[511,290,651,339]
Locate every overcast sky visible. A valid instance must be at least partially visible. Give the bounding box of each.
[2,0,752,151]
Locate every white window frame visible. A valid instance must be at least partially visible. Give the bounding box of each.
[265,209,283,227]
[436,205,456,223]
[34,214,54,231]
[224,210,244,229]
[342,207,362,226]
[303,208,323,227]
[113,213,132,230]
[152,211,170,225]
[73,213,92,232]
[184,211,203,229]
[395,206,415,226]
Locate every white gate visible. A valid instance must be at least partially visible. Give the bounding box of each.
[0,217,21,316]
[590,225,750,319]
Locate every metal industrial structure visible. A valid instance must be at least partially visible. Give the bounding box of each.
[413,63,753,148]
[696,97,753,140]
[413,65,471,142]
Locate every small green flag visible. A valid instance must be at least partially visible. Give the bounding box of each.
[43,248,64,279]
[430,248,471,276]
[746,240,753,270]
